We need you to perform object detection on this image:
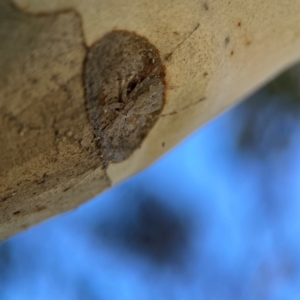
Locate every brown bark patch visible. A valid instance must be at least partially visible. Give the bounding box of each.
[84,31,166,166]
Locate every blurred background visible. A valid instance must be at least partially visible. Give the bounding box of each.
[1,63,300,300]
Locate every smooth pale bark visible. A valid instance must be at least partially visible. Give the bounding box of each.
[1,0,300,240]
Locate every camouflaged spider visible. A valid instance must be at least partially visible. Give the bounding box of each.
[84,30,166,164]
[103,72,164,140]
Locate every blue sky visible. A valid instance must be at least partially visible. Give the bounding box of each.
[1,69,300,300]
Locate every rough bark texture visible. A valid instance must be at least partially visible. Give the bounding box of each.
[1,0,300,240]
[0,1,109,240]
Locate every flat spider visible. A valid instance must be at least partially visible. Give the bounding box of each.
[101,72,164,162]
[84,30,165,165]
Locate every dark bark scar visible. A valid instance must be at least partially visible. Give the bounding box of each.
[84,31,166,166]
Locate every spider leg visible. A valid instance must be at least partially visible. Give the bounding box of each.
[136,114,147,127]
[127,76,160,101]
[105,114,123,139]
[119,73,136,104]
